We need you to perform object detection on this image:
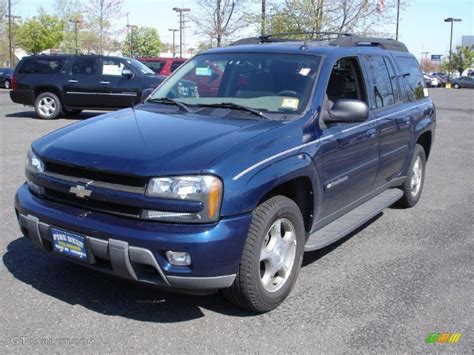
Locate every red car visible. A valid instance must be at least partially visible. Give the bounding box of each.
[137,57,186,76]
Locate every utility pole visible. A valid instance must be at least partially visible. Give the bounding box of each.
[69,19,81,55]
[261,0,266,36]
[444,17,462,81]
[8,0,12,66]
[173,7,190,58]
[395,0,400,40]
[168,29,178,58]
[126,24,138,57]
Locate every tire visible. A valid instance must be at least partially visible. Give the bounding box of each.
[63,108,83,115]
[4,80,10,89]
[35,92,62,119]
[222,195,305,312]
[453,83,460,89]
[397,144,426,208]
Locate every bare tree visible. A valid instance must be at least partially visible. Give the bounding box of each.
[265,0,407,38]
[192,0,243,47]
[86,0,123,54]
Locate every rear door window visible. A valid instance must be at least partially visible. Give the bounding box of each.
[141,60,165,74]
[72,57,98,75]
[18,57,67,74]
[395,56,426,101]
[363,55,396,109]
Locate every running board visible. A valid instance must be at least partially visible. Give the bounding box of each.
[305,188,403,251]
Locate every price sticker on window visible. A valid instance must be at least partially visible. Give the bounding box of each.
[281,97,299,110]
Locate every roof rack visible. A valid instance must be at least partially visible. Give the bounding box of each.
[229,32,408,52]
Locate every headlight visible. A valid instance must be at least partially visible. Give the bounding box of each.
[144,175,223,223]
[26,149,44,173]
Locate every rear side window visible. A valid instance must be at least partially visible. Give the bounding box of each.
[395,56,426,101]
[18,57,67,75]
[141,60,165,74]
[72,57,98,75]
[171,60,184,73]
[363,55,395,109]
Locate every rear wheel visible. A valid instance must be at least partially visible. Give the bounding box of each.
[35,92,62,119]
[222,196,305,312]
[397,144,426,208]
[4,80,11,89]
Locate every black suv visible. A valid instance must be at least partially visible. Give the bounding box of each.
[10,54,165,119]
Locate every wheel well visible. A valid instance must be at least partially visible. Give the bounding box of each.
[34,87,62,100]
[259,177,313,232]
[417,131,432,160]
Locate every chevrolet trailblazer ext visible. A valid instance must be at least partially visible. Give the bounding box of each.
[15,34,435,312]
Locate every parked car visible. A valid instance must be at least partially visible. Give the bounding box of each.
[0,67,14,89]
[423,74,439,88]
[431,74,448,87]
[450,76,474,89]
[10,54,165,119]
[15,34,435,312]
[138,57,186,76]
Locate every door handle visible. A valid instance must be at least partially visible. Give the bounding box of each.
[68,79,78,83]
[99,81,110,84]
[366,128,377,138]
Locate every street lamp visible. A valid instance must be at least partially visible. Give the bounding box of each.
[168,29,178,58]
[173,7,191,58]
[444,17,462,81]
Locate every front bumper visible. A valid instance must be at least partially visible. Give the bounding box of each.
[15,184,252,292]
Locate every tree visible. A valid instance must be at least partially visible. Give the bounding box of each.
[17,13,65,54]
[450,46,474,76]
[86,0,123,54]
[259,0,408,38]
[122,27,163,57]
[192,0,244,47]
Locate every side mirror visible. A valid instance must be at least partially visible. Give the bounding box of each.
[141,88,154,102]
[122,68,133,78]
[324,99,369,124]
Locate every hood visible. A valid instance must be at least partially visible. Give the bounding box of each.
[33,105,280,177]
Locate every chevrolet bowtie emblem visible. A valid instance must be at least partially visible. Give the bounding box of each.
[69,185,92,198]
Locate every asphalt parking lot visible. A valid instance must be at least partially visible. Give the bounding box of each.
[0,88,472,353]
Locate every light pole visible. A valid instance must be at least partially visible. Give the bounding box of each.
[127,24,138,57]
[444,17,462,81]
[173,7,190,58]
[395,0,400,40]
[69,19,81,55]
[168,29,178,58]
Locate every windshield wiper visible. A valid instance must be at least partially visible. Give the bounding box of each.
[147,97,192,112]
[197,102,271,120]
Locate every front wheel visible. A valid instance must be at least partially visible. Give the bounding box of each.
[397,144,426,208]
[453,83,460,89]
[35,92,62,119]
[222,196,305,312]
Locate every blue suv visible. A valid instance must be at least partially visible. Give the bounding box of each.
[14,34,435,312]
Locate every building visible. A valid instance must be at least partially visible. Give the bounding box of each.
[461,35,474,47]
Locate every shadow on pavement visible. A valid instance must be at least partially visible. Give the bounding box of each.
[3,214,382,322]
[3,237,255,322]
[6,111,102,120]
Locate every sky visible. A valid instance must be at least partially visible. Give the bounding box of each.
[11,0,474,59]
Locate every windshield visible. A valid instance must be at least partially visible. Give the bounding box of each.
[127,58,155,75]
[149,53,321,116]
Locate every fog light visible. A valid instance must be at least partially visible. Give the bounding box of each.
[166,251,192,266]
